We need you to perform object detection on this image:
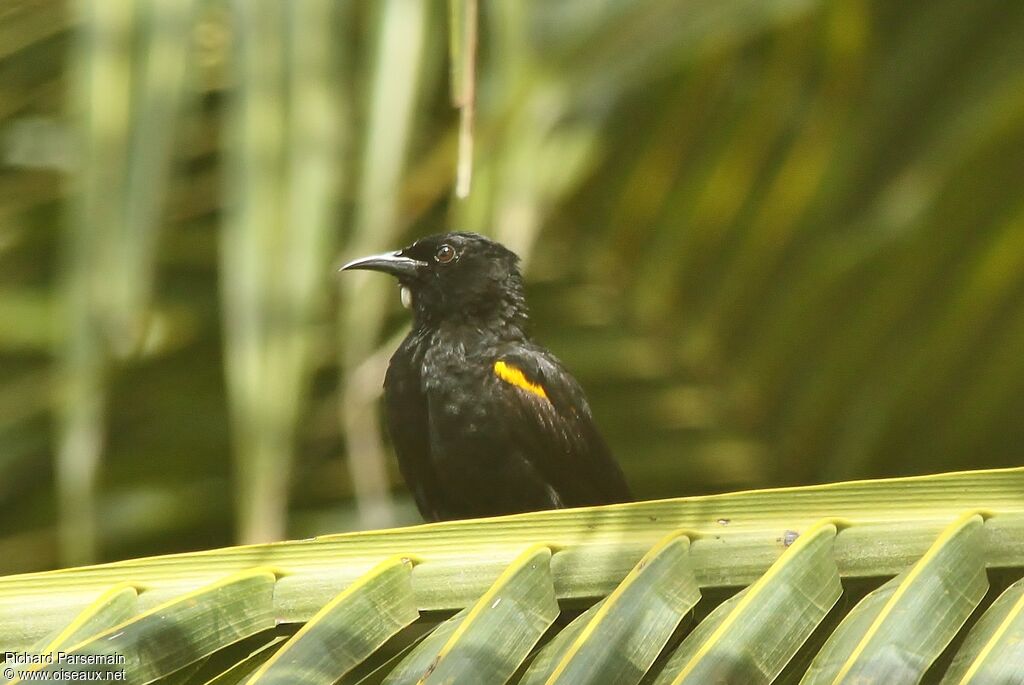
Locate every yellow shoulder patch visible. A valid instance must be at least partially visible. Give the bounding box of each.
[493,360,549,400]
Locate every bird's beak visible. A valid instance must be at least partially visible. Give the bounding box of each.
[339,251,426,279]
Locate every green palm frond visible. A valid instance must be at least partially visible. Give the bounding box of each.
[1,467,1021,684]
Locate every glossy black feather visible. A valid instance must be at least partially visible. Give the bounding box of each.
[347,232,631,521]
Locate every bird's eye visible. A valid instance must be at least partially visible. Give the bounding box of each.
[435,244,456,264]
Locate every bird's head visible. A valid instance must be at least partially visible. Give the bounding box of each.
[341,232,528,328]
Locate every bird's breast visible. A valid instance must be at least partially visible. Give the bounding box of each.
[420,336,507,442]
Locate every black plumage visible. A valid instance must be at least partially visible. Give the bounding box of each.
[341,232,631,521]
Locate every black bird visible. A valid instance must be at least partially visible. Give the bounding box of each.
[341,232,631,521]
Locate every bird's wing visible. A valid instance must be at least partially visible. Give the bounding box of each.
[491,346,632,506]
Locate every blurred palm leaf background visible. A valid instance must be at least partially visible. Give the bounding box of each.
[1,0,1023,575]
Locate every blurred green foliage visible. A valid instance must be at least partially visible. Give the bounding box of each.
[0,0,1022,574]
